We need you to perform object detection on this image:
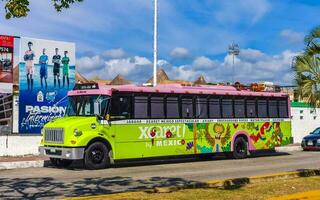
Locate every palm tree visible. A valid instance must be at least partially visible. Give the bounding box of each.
[293,26,320,107]
[293,55,320,107]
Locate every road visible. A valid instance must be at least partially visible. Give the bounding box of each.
[0,151,319,199]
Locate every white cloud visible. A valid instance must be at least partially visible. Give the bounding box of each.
[102,48,126,59]
[193,56,218,69]
[157,59,171,68]
[168,48,297,85]
[216,49,298,84]
[170,47,190,59]
[171,65,200,81]
[280,29,304,44]
[77,53,152,82]
[132,56,152,65]
[77,55,105,71]
[239,48,266,62]
[77,48,298,85]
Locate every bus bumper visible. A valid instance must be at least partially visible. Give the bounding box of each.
[39,146,84,160]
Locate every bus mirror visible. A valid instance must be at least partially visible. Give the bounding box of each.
[94,101,100,115]
[106,114,110,121]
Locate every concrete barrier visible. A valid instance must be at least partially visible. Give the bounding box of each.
[0,135,41,156]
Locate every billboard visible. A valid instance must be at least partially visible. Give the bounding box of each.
[18,37,76,134]
[0,35,14,93]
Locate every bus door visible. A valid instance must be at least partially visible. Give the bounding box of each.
[109,94,144,159]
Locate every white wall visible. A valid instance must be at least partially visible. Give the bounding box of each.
[0,135,41,156]
[12,95,19,133]
[291,107,320,143]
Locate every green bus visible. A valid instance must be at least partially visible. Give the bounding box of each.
[39,83,292,169]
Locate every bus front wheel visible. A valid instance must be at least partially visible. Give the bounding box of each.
[84,142,110,170]
[232,137,248,159]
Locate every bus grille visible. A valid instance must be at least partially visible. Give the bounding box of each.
[44,128,64,144]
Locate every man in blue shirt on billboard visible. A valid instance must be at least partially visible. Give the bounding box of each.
[39,48,48,89]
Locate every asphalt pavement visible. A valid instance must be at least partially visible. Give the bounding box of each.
[0,151,319,199]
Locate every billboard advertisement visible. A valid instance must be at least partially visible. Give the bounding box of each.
[18,37,76,134]
[0,35,14,93]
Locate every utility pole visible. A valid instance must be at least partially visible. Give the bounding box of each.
[153,0,158,86]
[228,43,240,84]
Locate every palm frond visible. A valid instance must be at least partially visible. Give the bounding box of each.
[304,26,320,46]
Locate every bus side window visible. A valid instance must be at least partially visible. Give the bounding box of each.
[222,98,233,118]
[166,96,179,119]
[278,99,288,118]
[110,96,131,120]
[209,97,221,118]
[234,98,245,118]
[150,96,164,119]
[181,97,193,118]
[246,98,257,118]
[195,97,208,118]
[257,99,268,118]
[134,96,148,119]
[268,99,278,118]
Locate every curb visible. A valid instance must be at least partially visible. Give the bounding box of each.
[0,160,45,170]
[275,145,302,152]
[65,169,320,199]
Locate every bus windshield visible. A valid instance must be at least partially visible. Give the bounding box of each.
[67,95,109,117]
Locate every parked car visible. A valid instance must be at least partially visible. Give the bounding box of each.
[301,127,320,151]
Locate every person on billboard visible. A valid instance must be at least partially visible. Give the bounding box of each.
[52,48,61,88]
[62,50,70,88]
[39,48,48,89]
[24,41,35,91]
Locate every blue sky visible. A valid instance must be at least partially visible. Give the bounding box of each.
[1,0,320,85]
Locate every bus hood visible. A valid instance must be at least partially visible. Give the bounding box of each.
[44,116,97,128]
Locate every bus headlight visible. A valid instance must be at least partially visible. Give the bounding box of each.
[73,129,82,136]
[317,139,320,144]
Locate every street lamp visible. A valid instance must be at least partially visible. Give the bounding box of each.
[153,0,158,86]
[228,43,240,84]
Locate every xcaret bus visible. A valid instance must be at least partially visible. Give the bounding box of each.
[39,83,292,169]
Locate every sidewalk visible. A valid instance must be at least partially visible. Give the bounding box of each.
[0,155,49,170]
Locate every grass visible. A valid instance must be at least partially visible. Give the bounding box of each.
[71,176,320,200]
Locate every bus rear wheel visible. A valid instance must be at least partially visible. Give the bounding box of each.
[50,158,73,168]
[84,142,110,170]
[232,137,248,159]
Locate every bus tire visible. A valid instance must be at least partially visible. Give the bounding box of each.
[50,158,73,168]
[232,137,248,159]
[84,141,110,170]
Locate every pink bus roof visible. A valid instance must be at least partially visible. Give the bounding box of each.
[68,84,288,98]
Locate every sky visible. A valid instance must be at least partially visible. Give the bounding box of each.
[1,0,320,85]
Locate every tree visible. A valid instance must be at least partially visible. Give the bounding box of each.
[293,26,320,107]
[293,55,320,107]
[2,0,83,19]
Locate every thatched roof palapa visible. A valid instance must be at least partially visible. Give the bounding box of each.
[146,68,169,84]
[109,74,132,85]
[194,75,207,85]
[76,71,90,83]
